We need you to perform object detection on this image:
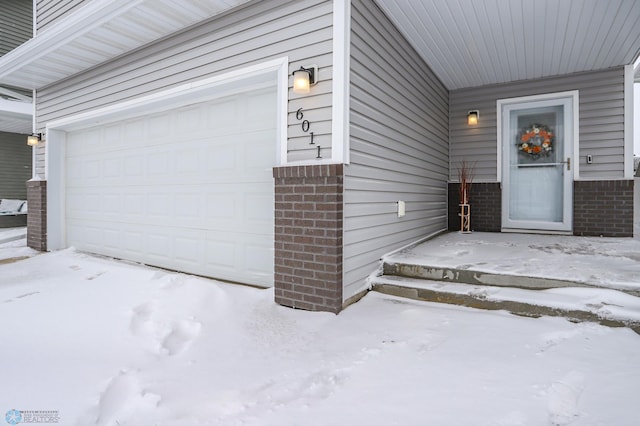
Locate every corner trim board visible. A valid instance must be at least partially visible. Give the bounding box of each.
[331,0,350,164]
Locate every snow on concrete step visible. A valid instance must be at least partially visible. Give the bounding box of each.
[369,275,640,333]
[382,232,640,296]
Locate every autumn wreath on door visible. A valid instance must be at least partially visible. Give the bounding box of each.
[517,124,553,159]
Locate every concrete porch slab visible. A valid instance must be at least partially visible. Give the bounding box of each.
[372,232,640,331]
[381,232,640,295]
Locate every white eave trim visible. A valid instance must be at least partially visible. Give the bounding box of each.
[0,98,32,116]
[0,87,31,102]
[0,0,144,88]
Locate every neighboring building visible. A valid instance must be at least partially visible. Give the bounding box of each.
[0,131,32,198]
[0,0,638,312]
[0,0,32,133]
[0,0,33,228]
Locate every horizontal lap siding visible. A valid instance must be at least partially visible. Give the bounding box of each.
[344,0,449,301]
[0,132,32,199]
[0,0,32,56]
[35,0,333,175]
[36,0,89,32]
[450,67,625,182]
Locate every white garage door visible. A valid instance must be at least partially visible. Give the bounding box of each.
[65,87,277,287]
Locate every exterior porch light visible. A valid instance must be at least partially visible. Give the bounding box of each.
[27,133,42,146]
[467,110,479,125]
[292,65,318,94]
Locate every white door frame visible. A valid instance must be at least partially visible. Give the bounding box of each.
[45,57,289,250]
[497,90,579,233]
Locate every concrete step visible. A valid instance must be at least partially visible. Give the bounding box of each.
[373,232,640,332]
[380,232,640,299]
[382,259,640,297]
[370,275,640,334]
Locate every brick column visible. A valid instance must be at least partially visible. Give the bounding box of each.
[26,179,47,251]
[273,164,343,313]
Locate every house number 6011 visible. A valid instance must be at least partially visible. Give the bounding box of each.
[296,108,315,144]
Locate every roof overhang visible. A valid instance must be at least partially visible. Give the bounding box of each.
[0,0,638,93]
[0,98,31,134]
[0,87,32,134]
[0,0,250,90]
[377,0,640,90]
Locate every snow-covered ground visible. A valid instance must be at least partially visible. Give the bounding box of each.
[1,230,640,426]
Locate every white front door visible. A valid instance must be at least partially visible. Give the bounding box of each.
[500,93,576,232]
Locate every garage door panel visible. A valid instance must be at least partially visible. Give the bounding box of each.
[65,87,276,287]
[68,130,275,186]
[68,185,273,231]
[206,145,237,174]
[148,112,174,139]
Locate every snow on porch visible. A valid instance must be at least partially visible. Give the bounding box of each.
[374,232,640,328]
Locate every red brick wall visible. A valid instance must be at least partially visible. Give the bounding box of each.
[273,164,343,313]
[26,179,47,251]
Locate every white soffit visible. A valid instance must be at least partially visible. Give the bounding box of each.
[376,0,640,90]
[0,100,32,134]
[0,88,32,134]
[0,0,250,90]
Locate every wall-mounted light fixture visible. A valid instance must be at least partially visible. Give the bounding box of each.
[27,133,42,146]
[467,110,479,126]
[292,65,318,94]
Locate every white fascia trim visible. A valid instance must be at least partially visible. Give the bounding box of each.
[331,0,350,164]
[0,0,144,79]
[624,64,634,179]
[0,87,32,102]
[0,98,32,116]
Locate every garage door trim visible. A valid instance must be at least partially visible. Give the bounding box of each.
[46,57,289,252]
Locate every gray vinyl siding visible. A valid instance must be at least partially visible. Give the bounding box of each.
[0,132,32,199]
[450,67,626,182]
[344,0,449,301]
[36,0,88,33]
[35,0,333,175]
[0,0,32,56]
